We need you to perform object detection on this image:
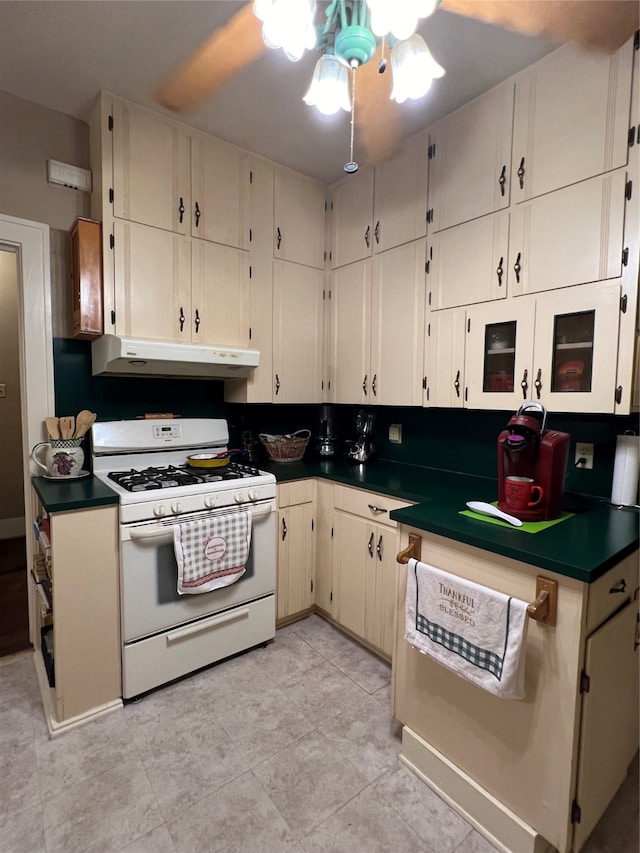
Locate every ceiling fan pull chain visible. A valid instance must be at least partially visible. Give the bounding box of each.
[344,66,358,174]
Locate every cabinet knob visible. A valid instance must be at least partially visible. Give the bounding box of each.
[368,504,388,514]
[276,227,282,250]
[454,369,461,397]
[513,252,522,284]
[372,374,377,397]
[275,373,280,395]
[364,225,371,248]
[517,157,525,190]
[179,307,185,332]
[376,535,383,561]
[194,201,201,227]
[534,368,542,399]
[521,368,529,399]
[178,196,185,224]
[374,220,380,244]
[194,308,200,333]
[609,579,627,594]
[282,517,287,541]
[368,532,374,557]
[496,256,503,286]
[498,165,506,197]
[362,375,368,395]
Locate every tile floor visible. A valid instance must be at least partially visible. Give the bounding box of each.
[0,613,637,853]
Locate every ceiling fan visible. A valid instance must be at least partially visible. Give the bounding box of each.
[156,1,639,171]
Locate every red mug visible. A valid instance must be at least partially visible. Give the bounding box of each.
[505,476,544,511]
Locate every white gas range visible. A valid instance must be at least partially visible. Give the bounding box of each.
[91,418,277,699]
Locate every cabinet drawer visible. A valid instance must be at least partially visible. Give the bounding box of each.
[334,485,410,528]
[278,480,316,508]
[585,552,639,634]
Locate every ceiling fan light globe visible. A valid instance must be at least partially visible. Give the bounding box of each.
[415,0,438,20]
[303,54,351,115]
[390,34,443,102]
[261,0,316,57]
[253,0,273,23]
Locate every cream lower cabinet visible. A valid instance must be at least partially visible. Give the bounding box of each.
[333,486,410,658]
[393,529,639,853]
[31,496,121,735]
[331,240,426,406]
[315,480,335,616]
[276,481,316,623]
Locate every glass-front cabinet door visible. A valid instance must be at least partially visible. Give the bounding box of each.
[532,284,621,413]
[465,301,535,410]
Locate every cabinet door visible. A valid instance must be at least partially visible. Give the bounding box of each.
[513,40,633,203]
[274,169,325,269]
[191,241,249,346]
[370,240,426,406]
[113,220,191,341]
[510,170,627,297]
[429,82,514,232]
[191,134,248,250]
[428,212,510,310]
[425,309,466,408]
[315,480,334,615]
[330,259,372,404]
[277,504,315,621]
[373,132,427,253]
[532,284,622,414]
[465,300,535,410]
[273,261,323,403]
[573,599,638,852]
[365,525,398,658]
[334,511,371,639]
[112,100,189,235]
[331,167,374,269]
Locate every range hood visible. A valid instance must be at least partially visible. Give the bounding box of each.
[91,335,260,380]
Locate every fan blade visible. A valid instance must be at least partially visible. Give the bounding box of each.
[440,0,639,52]
[355,44,403,165]
[156,2,266,112]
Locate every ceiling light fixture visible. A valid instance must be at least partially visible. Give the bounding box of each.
[254,0,445,173]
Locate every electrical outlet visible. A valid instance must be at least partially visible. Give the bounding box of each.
[0,384,6,398]
[575,442,594,470]
[389,423,402,444]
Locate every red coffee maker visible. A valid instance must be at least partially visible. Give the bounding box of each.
[497,402,570,521]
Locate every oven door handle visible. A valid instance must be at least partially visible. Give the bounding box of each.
[166,607,250,643]
[128,503,274,541]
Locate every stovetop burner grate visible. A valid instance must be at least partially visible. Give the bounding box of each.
[108,462,263,492]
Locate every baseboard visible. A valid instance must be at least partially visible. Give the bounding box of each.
[0,517,26,540]
[400,727,558,853]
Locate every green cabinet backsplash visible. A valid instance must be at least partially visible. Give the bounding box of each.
[54,338,633,499]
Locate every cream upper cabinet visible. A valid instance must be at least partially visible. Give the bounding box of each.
[428,212,510,310]
[272,260,323,403]
[372,131,428,254]
[274,169,326,269]
[331,258,372,405]
[465,284,622,414]
[509,170,628,296]
[424,308,467,408]
[512,40,634,203]
[428,81,514,233]
[191,241,249,347]
[330,167,374,269]
[191,133,248,249]
[112,219,191,341]
[370,240,426,407]
[112,99,190,235]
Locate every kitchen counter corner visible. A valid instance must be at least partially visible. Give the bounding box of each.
[31,475,119,513]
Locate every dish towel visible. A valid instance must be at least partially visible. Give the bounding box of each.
[405,558,529,699]
[174,511,251,595]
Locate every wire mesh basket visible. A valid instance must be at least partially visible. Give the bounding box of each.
[259,429,310,463]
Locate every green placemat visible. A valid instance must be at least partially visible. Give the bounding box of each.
[459,503,574,533]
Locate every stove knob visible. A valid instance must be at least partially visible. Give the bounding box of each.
[171,501,183,514]
[204,495,217,509]
[248,489,259,501]
[234,491,246,504]
[153,504,166,517]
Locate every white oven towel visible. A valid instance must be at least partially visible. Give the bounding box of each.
[174,511,251,595]
[405,558,529,700]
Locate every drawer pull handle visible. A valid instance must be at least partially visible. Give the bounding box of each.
[167,608,249,642]
[368,504,388,514]
[368,532,374,557]
[609,579,627,594]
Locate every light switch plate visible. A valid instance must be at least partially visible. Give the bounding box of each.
[389,423,402,444]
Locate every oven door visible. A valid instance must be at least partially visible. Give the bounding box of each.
[120,501,276,643]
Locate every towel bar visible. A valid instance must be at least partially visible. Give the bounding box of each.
[396,533,422,564]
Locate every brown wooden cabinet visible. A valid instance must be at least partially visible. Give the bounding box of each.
[70,217,103,339]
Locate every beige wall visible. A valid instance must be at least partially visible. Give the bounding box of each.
[0,89,91,336]
[0,250,24,522]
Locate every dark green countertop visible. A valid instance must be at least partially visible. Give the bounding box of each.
[260,458,639,583]
[32,476,119,513]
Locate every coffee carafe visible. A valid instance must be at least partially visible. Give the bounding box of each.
[316,405,338,458]
[497,402,570,521]
[347,410,375,463]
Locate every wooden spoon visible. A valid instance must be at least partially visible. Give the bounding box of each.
[74,410,94,438]
[59,416,75,440]
[45,417,60,439]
